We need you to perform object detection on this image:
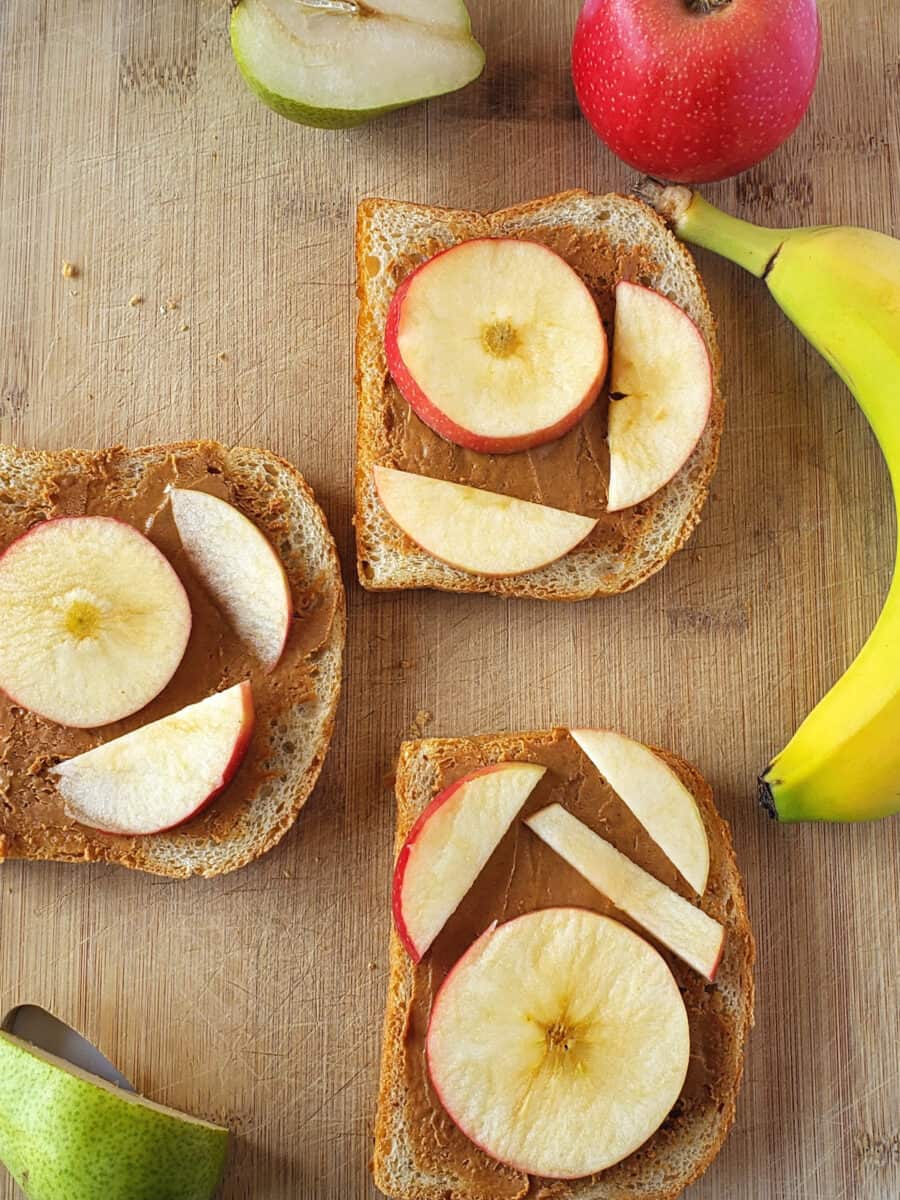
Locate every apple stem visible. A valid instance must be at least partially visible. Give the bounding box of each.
[635,177,785,279]
[685,0,733,12]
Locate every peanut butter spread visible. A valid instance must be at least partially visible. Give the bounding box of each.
[384,227,665,552]
[402,731,747,1198]
[0,445,337,864]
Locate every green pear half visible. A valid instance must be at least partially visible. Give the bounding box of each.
[0,1032,228,1200]
[230,0,486,128]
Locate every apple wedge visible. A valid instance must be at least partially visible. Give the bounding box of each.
[526,804,724,980]
[392,762,546,961]
[426,908,690,1178]
[52,682,254,836]
[0,516,191,728]
[170,489,292,672]
[386,239,608,452]
[230,0,485,129]
[570,729,710,894]
[374,467,597,576]
[607,281,712,512]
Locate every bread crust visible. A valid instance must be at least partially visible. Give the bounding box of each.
[373,730,754,1200]
[0,440,345,879]
[355,191,723,600]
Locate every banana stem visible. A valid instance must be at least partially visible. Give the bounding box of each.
[637,179,786,278]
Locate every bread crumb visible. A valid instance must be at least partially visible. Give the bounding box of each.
[128,294,143,307]
[410,709,433,735]
[61,261,78,279]
[178,322,189,333]
[160,298,179,315]
[216,352,229,362]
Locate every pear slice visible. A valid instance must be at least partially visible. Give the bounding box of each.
[230,0,486,128]
[0,1031,227,1200]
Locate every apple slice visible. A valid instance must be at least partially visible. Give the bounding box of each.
[570,729,710,894]
[51,682,254,835]
[170,489,292,672]
[386,239,608,453]
[526,804,724,980]
[230,0,485,129]
[374,467,597,576]
[0,516,191,728]
[426,908,690,1179]
[607,281,712,511]
[393,762,546,961]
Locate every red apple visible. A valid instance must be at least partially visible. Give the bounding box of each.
[51,682,255,835]
[385,238,608,453]
[572,0,822,183]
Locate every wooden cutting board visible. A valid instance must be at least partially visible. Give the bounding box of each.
[1,1,898,1197]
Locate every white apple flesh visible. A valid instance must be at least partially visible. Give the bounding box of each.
[526,804,724,980]
[607,281,712,511]
[52,682,254,836]
[230,0,485,129]
[386,239,608,452]
[0,517,191,728]
[374,466,597,576]
[426,908,690,1179]
[170,489,292,672]
[570,729,710,894]
[392,762,546,961]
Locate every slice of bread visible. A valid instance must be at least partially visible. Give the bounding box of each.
[0,441,345,879]
[373,729,754,1200]
[355,191,723,600]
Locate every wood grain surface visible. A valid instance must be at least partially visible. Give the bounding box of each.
[1,1,898,1197]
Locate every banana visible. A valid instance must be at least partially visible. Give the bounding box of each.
[641,180,900,822]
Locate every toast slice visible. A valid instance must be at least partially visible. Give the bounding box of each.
[0,441,345,879]
[355,191,723,600]
[374,730,754,1200]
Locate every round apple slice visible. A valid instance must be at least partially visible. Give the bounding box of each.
[427,908,690,1179]
[0,517,191,728]
[607,281,712,512]
[386,239,608,453]
[230,0,485,129]
[170,489,292,672]
[52,682,254,835]
[393,762,546,961]
[374,467,597,576]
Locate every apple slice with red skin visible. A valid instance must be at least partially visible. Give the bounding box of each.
[374,466,597,577]
[606,281,712,512]
[0,516,191,728]
[393,762,546,961]
[385,238,608,453]
[570,729,710,894]
[51,682,254,835]
[170,489,292,672]
[526,803,724,980]
[426,907,690,1178]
